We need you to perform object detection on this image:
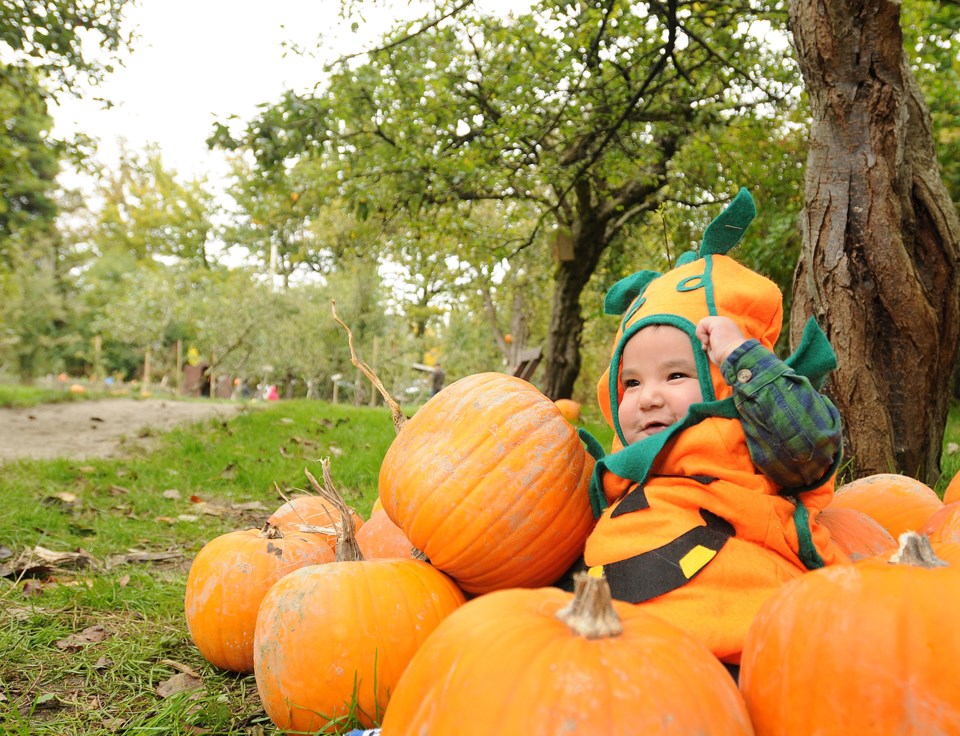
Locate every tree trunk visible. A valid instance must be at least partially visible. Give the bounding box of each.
[789,0,960,484]
[542,214,609,399]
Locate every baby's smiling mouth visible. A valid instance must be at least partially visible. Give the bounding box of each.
[642,421,669,435]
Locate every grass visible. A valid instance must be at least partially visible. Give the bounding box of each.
[0,397,402,735]
[1,387,955,735]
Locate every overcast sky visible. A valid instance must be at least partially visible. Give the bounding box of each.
[50,0,427,186]
[51,0,524,199]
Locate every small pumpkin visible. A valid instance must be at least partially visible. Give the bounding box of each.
[817,505,897,561]
[380,573,753,735]
[919,500,960,543]
[356,507,415,559]
[741,532,960,735]
[830,473,943,538]
[378,372,595,594]
[184,522,334,673]
[943,471,960,505]
[268,493,364,552]
[554,398,582,423]
[254,461,466,733]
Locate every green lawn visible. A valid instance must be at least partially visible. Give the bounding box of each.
[0,390,954,734]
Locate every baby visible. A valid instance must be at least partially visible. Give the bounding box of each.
[581,188,847,665]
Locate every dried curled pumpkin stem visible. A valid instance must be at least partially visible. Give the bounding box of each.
[331,299,407,434]
[888,531,948,568]
[555,572,623,639]
[305,459,365,563]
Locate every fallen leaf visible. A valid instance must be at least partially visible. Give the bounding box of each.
[160,659,202,678]
[56,624,110,651]
[162,489,182,499]
[22,579,44,597]
[948,442,959,456]
[77,466,97,474]
[220,463,236,479]
[109,485,130,495]
[156,672,202,698]
[177,514,199,522]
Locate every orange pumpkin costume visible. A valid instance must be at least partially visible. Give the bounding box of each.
[580,188,847,664]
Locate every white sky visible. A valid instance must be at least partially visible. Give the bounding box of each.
[50,0,432,187]
[51,0,523,193]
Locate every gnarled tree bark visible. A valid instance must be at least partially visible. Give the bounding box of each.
[789,0,960,483]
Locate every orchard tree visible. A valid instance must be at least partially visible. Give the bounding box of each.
[221,0,803,398]
[788,0,960,483]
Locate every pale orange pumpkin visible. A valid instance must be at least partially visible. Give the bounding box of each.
[184,522,334,672]
[380,574,753,735]
[919,500,960,543]
[268,493,364,552]
[254,459,467,733]
[943,471,960,505]
[554,398,582,423]
[254,557,465,733]
[378,372,595,594]
[817,505,897,561]
[356,507,415,559]
[741,532,960,735]
[829,473,943,538]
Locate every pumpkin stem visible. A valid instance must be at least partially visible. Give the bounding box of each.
[305,460,365,562]
[888,531,948,568]
[555,572,623,639]
[331,300,407,434]
[258,521,284,539]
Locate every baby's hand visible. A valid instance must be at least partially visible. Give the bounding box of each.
[696,316,747,367]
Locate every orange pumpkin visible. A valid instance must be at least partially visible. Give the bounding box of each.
[741,533,960,734]
[943,471,960,505]
[554,398,582,423]
[254,557,465,733]
[184,523,334,672]
[356,507,415,559]
[817,505,897,561]
[268,494,364,552]
[380,574,753,735]
[830,473,943,538]
[378,372,595,594]
[919,500,960,543]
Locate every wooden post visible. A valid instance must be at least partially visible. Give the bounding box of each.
[143,348,152,394]
[176,339,183,390]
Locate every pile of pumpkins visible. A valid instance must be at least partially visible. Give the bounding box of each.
[184,372,960,735]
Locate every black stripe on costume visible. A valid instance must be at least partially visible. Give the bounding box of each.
[610,485,650,517]
[604,510,734,603]
[609,475,718,519]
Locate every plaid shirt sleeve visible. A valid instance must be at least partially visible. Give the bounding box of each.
[721,339,843,489]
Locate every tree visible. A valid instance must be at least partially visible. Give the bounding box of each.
[223,1,804,398]
[91,146,216,268]
[788,0,960,483]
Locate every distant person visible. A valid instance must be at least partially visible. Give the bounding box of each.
[430,363,445,397]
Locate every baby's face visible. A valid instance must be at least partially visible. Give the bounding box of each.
[617,324,703,444]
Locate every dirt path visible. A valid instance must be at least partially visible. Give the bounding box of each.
[0,398,246,462]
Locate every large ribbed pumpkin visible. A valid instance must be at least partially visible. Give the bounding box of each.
[380,574,753,735]
[254,557,465,733]
[184,523,334,672]
[378,372,595,594]
[741,533,960,734]
[830,473,943,538]
[817,505,897,561]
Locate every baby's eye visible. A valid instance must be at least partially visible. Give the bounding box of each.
[668,372,691,381]
[623,378,640,388]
